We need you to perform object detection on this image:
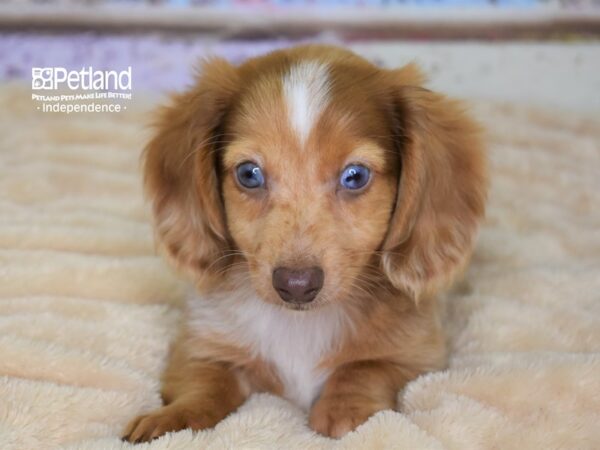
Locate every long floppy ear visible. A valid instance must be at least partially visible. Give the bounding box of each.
[381,83,488,302]
[143,58,239,286]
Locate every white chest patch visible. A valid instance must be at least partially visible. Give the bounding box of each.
[282,61,331,146]
[188,291,349,410]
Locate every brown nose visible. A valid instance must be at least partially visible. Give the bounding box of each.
[272,267,324,304]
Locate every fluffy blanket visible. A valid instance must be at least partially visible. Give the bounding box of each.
[1,83,599,449]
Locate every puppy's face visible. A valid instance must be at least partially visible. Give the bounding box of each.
[144,46,487,309]
[221,62,398,308]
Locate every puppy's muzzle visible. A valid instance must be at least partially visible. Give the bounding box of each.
[272,267,324,304]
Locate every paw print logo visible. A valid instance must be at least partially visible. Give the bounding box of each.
[31,67,54,90]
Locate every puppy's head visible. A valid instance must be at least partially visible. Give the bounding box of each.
[144,45,487,310]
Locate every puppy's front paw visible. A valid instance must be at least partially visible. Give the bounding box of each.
[122,403,215,443]
[309,394,388,438]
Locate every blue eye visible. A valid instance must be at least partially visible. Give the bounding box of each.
[340,164,370,190]
[236,162,265,189]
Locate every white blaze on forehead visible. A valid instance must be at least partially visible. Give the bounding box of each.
[283,61,331,146]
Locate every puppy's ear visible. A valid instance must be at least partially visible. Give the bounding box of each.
[381,82,488,302]
[144,58,239,286]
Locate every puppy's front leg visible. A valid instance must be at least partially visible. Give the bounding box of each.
[309,360,417,438]
[122,338,245,443]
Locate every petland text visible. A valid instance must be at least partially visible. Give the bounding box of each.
[32,67,132,91]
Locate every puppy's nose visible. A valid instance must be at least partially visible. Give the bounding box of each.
[272,267,324,304]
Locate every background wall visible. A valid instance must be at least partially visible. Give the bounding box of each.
[1,0,599,111]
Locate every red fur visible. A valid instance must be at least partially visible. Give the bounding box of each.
[123,45,487,443]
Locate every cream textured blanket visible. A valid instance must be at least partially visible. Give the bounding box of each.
[1,83,599,449]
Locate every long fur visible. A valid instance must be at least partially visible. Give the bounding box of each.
[122,45,488,443]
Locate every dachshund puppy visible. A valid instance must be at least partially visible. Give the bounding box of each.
[123,45,487,443]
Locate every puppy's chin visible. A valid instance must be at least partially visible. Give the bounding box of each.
[280,301,318,312]
[264,293,323,312]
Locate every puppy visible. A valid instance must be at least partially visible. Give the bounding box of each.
[123,45,487,443]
